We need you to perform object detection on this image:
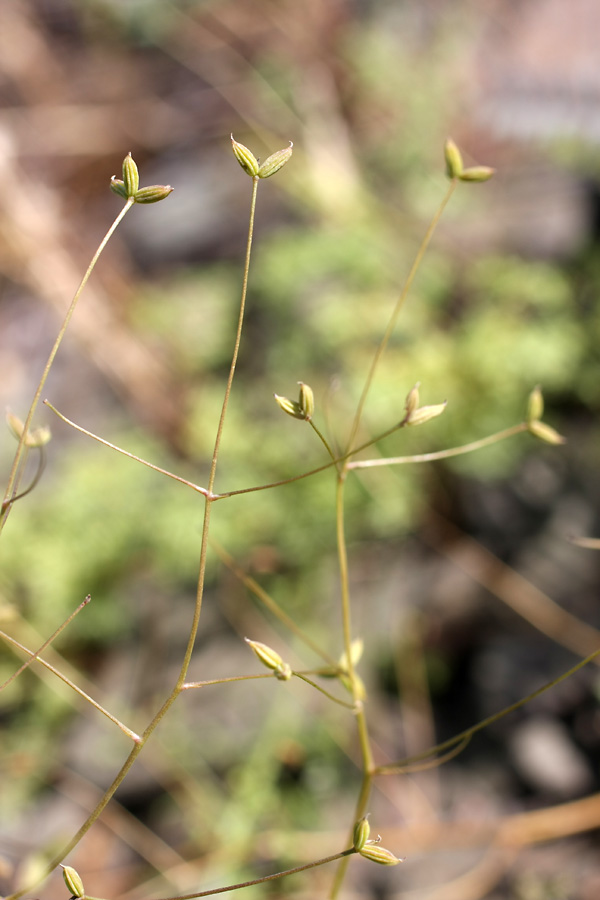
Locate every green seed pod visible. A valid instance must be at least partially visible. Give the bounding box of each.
[527,385,544,423]
[444,138,463,179]
[359,844,403,866]
[231,135,259,177]
[133,185,174,204]
[406,401,447,426]
[258,142,293,179]
[528,420,566,445]
[61,865,85,898]
[122,152,140,196]
[274,393,305,420]
[298,382,314,419]
[353,816,371,851]
[110,177,128,199]
[458,166,495,183]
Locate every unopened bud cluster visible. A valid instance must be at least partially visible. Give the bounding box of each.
[444,138,495,183]
[6,412,51,448]
[352,819,403,866]
[231,136,293,179]
[526,385,565,445]
[274,382,315,421]
[61,865,85,899]
[245,638,292,681]
[403,383,446,427]
[110,153,173,204]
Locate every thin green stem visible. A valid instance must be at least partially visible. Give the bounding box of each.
[329,771,373,899]
[375,644,600,774]
[44,402,211,497]
[6,445,46,505]
[348,423,529,470]
[4,176,261,900]
[181,673,273,689]
[0,630,140,741]
[214,419,407,500]
[346,181,456,454]
[86,849,356,900]
[1,199,135,533]
[0,596,90,692]
[212,539,338,667]
[292,672,357,709]
[309,419,338,464]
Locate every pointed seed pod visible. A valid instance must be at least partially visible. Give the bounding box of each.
[444,138,463,179]
[528,420,566,445]
[231,135,259,177]
[353,816,371,851]
[527,385,544,423]
[406,401,447,426]
[298,382,315,419]
[258,142,293,179]
[458,166,495,183]
[110,177,128,199]
[359,844,403,866]
[134,185,174,204]
[122,152,140,196]
[274,393,305,420]
[61,865,85,899]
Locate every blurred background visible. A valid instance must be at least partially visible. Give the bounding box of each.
[1,1,600,899]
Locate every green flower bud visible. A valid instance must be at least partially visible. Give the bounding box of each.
[359,844,403,866]
[231,135,259,177]
[298,382,314,419]
[353,816,371,851]
[404,383,420,418]
[6,412,51,448]
[527,385,544,424]
[528,420,566,445]
[458,166,495,183]
[61,865,85,898]
[258,142,293,179]
[406,401,447,426]
[245,638,291,680]
[133,185,174,204]
[444,138,463,179]
[122,152,139,196]
[274,393,305,420]
[110,177,128,199]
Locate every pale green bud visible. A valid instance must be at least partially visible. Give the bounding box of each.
[404,383,420,418]
[134,184,174,204]
[110,177,128,199]
[6,412,51,448]
[444,138,463,179]
[527,385,544,423]
[458,166,495,183]
[406,401,447,426]
[359,844,403,866]
[258,142,293,179]
[122,152,139,196]
[245,638,291,680]
[231,135,259,177]
[353,816,371,851]
[528,420,566,445]
[61,865,85,898]
[338,638,364,671]
[298,382,315,419]
[274,393,305,420]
